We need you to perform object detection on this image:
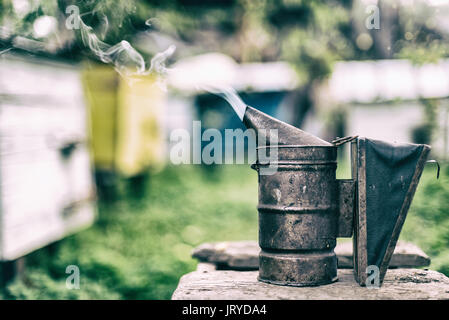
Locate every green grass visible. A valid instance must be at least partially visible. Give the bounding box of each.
[1,162,448,299]
[401,163,449,275]
[1,165,259,300]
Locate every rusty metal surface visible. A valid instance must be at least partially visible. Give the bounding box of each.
[191,240,431,270]
[258,250,337,287]
[172,269,449,300]
[337,179,354,238]
[254,145,339,286]
[243,106,332,146]
[242,105,432,289]
[259,212,336,250]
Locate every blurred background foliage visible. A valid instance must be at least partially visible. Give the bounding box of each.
[3,0,448,134]
[2,0,449,76]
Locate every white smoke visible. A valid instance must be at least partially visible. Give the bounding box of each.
[167,53,248,120]
[77,13,247,117]
[200,84,247,121]
[77,14,175,86]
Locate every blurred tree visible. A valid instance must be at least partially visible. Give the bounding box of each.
[259,0,355,128]
[3,0,448,65]
[412,98,439,145]
[2,0,449,131]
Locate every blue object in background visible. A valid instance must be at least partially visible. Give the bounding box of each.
[194,91,289,166]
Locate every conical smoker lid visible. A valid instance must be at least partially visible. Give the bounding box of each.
[352,137,430,286]
[243,106,332,146]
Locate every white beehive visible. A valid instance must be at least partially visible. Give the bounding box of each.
[0,54,96,261]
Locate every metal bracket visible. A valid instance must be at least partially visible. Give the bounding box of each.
[426,160,440,179]
[332,135,358,146]
[337,179,355,238]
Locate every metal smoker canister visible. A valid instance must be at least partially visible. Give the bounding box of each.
[254,145,338,286]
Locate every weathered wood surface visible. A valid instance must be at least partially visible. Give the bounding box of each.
[193,241,260,270]
[335,241,431,269]
[172,268,449,300]
[192,240,430,270]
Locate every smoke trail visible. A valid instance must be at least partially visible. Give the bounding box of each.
[145,44,176,89]
[0,48,12,55]
[77,13,244,111]
[145,18,159,28]
[77,14,175,84]
[200,85,247,121]
[98,14,109,40]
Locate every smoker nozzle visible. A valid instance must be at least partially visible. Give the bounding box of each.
[242,106,332,146]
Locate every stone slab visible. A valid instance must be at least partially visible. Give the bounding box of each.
[192,240,430,270]
[335,240,431,268]
[193,241,259,270]
[172,268,449,300]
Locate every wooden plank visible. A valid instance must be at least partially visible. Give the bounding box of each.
[172,268,449,300]
[335,241,430,268]
[0,55,83,102]
[0,104,86,142]
[192,240,431,270]
[193,241,260,270]
[2,202,95,260]
[0,145,95,260]
[1,147,93,227]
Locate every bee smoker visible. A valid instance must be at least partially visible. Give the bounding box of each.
[243,106,430,287]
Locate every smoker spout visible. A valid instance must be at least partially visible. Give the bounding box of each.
[242,106,332,146]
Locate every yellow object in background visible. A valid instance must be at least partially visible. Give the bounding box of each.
[82,64,166,177]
